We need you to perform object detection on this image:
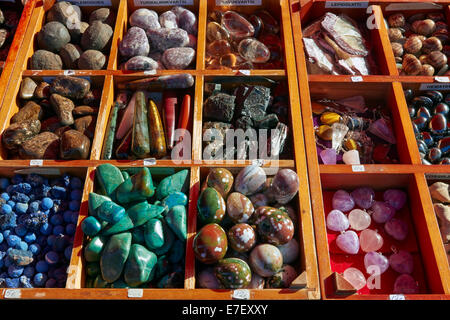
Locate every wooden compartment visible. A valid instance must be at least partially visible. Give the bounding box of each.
[20,0,122,74]
[0,0,36,110]
[0,74,107,162]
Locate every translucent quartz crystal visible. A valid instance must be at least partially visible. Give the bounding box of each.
[221,11,255,40]
[206,21,230,42]
[336,230,360,254]
[332,190,355,212]
[393,274,419,294]
[326,209,349,232]
[331,122,349,150]
[207,39,231,58]
[359,229,384,252]
[389,250,414,274]
[343,267,366,290]
[371,201,396,224]
[351,187,375,209]
[383,189,407,210]
[364,251,389,275]
[237,38,270,63]
[348,209,371,231]
[384,218,408,241]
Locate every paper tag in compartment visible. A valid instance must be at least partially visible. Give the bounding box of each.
[389,294,405,300]
[419,83,450,91]
[425,173,450,181]
[64,70,75,76]
[144,70,157,75]
[434,77,449,83]
[325,1,368,8]
[352,165,365,172]
[127,288,143,298]
[143,158,156,166]
[62,0,113,6]
[4,289,21,299]
[232,289,250,300]
[216,0,261,5]
[30,159,43,167]
[251,159,265,167]
[134,0,193,6]
[351,76,363,82]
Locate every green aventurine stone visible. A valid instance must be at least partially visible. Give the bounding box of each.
[110,279,130,288]
[169,239,184,264]
[88,193,111,217]
[124,244,157,287]
[101,202,165,236]
[155,169,190,200]
[96,164,124,200]
[155,255,170,280]
[165,205,187,241]
[153,221,175,256]
[86,262,101,277]
[93,274,110,288]
[144,218,165,250]
[115,167,155,204]
[122,171,130,180]
[100,232,132,283]
[101,102,120,160]
[84,236,107,262]
[131,226,145,244]
[96,201,126,224]
[162,192,188,211]
[131,91,150,158]
[81,216,102,237]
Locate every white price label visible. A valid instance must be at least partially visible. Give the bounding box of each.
[4,289,21,299]
[127,288,143,298]
[216,0,261,5]
[419,83,450,91]
[251,159,265,167]
[352,165,365,172]
[325,1,368,8]
[434,77,449,83]
[389,294,405,300]
[238,70,251,75]
[30,159,43,167]
[134,0,193,5]
[62,0,112,6]
[64,70,75,76]
[143,158,156,166]
[425,173,450,180]
[232,289,250,300]
[351,76,363,82]
[144,70,157,75]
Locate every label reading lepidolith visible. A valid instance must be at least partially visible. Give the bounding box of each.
[134,0,193,6]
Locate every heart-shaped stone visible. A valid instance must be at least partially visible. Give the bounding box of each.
[336,230,359,254]
[326,209,349,232]
[389,250,414,274]
[364,251,389,275]
[384,218,408,241]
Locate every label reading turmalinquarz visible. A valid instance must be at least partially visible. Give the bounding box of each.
[325,1,369,8]
[134,0,193,6]
[419,83,450,91]
[62,0,112,6]
[216,0,261,5]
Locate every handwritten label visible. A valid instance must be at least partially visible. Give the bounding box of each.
[30,159,43,167]
[127,289,143,298]
[4,289,21,299]
[62,0,112,6]
[232,289,250,300]
[389,294,405,300]
[64,70,75,76]
[419,83,450,91]
[134,0,193,5]
[143,158,156,166]
[426,173,450,180]
[144,70,157,75]
[352,165,365,172]
[351,76,363,82]
[435,76,449,83]
[325,1,368,9]
[216,0,261,5]
[238,70,251,75]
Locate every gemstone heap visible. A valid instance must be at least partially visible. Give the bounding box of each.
[194,166,300,289]
[0,6,21,63]
[428,181,450,265]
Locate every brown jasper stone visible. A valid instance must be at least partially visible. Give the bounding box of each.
[40,116,62,132]
[60,129,91,159]
[50,93,75,125]
[73,105,98,116]
[19,77,38,100]
[54,126,72,137]
[19,131,60,159]
[11,101,44,124]
[2,119,41,150]
[33,81,50,100]
[50,76,91,100]
[82,89,101,106]
[74,115,96,138]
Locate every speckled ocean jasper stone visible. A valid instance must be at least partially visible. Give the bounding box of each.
[226,192,254,223]
[193,223,227,264]
[205,168,234,198]
[249,243,283,277]
[234,165,267,196]
[227,223,256,253]
[214,258,252,289]
[256,207,294,245]
[197,187,226,225]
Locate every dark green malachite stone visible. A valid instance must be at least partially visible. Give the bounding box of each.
[100,232,132,283]
[131,226,145,245]
[115,167,155,204]
[81,216,102,237]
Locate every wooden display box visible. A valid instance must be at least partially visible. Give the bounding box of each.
[290,0,450,299]
[0,0,319,300]
[0,0,36,110]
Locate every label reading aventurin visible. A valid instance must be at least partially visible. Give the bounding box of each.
[216,0,261,5]
[134,0,193,6]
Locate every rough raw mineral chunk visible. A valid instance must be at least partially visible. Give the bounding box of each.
[78,50,106,70]
[59,43,82,69]
[37,21,71,52]
[81,20,113,51]
[60,129,91,159]
[235,85,271,121]
[18,131,60,159]
[89,8,115,27]
[203,93,235,122]
[161,47,195,69]
[31,50,63,70]
[2,119,41,150]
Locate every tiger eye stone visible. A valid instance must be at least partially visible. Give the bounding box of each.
[320,112,342,125]
[316,125,333,140]
[193,223,227,264]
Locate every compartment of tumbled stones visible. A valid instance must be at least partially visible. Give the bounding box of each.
[1,75,103,160]
[201,77,293,161]
[0,2,23,70]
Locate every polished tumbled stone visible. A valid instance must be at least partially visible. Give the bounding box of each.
[155,169,189,200]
